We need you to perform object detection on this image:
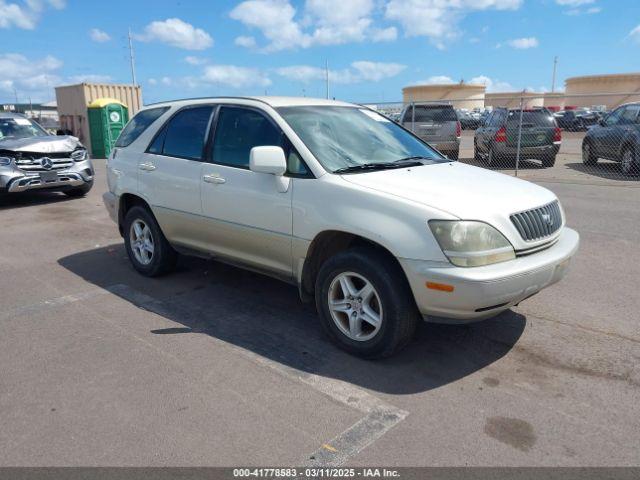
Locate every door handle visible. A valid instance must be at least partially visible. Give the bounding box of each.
[139,162,156,171]
[203,174,226,184]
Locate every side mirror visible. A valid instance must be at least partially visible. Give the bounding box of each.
[250,146,287,176]
[598,118,606,127]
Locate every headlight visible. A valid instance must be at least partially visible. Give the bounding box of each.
[0,156,14,167]
[71,148,88,161]
[429,220,515,267]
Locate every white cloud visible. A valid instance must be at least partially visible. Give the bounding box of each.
[234,35,257,48]
[202,65,271,88]
[276,61,405,84]
[506,36,538,49]
[185,55,208,66]
[89,28,110,42]
[418,75,455,85]
[230,0,309,51]
[630,25,640,43]
[371,26,397,42]
[385,0,522,49]
[0,0,63,29]
[469,75,514,92]
[230,0,396,52]
[136,18,213,50]
[0,53,62,101]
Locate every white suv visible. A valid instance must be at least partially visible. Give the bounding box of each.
[104,97,579,358]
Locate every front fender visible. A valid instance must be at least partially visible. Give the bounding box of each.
[292,175,456,263]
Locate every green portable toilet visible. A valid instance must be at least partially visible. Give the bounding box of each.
[87,98,129,158]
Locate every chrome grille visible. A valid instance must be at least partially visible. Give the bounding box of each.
[510,201,562,241]
[15,156,74,172]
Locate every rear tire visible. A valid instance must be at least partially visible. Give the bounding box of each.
[542,154,556,168]
[487,145,498,167]
[63,180,93,197]
[124,205,178,277]
[473,140,481,161]
[315,248,419,359]
[582,141,598,166]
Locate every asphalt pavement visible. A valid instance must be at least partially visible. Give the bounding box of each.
[0,138,638,466]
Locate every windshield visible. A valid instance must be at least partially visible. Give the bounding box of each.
[0,117,49,140]
[277,106,447,173]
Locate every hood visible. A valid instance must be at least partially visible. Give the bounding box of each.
[340,161,557,221]
[0,135,82,153]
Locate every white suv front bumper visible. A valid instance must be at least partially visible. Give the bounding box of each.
[399,227,580,322]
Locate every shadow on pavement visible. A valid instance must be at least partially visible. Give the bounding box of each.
[0,191,75,210]
[566,161,639,182]
[58,244,525,395]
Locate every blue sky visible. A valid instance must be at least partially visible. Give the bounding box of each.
[1,0,639,105]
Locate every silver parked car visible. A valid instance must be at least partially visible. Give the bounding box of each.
[0,113,94,197]
[401,104,461,160]
[104,96,579,358]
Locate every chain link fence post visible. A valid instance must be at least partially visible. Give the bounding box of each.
[411,101,415,133]
[514,95,524,177]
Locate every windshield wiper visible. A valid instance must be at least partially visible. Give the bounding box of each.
[334,160,424,174]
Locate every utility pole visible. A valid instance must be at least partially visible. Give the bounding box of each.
[551,56,558,93]
[325,59,329,100]
[128,27,137,87]
[13,87,18,105]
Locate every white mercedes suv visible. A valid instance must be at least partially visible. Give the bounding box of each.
[103,97,579,358]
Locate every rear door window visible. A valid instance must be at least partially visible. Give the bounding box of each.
[161,106,214,161]
[115,107,168,147]
[211,106,282,169]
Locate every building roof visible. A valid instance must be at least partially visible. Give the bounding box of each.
[565,73,640,83]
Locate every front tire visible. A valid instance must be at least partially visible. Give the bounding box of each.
[124,206,177,277]
[63,180,93,197]
[542,154,556,168]
[582,141,598,166]
[315,248,419,359]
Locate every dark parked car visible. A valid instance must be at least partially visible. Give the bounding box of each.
[474,108,561,168]
[582,103,640,175]
[554,109,600,131]
[401,104,460,160]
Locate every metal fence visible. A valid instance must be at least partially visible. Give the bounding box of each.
[362,92,640,183]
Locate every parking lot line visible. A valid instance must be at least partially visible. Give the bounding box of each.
[106,283,409,466]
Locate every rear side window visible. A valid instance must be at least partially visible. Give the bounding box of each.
[115,107,168,147]
[161,106,214,161]
[211,107,282,169]
[405,106,457,123]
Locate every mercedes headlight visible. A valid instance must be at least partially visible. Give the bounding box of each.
[429,220,515,267]
[0,156,14,167]
[71,148,88,161]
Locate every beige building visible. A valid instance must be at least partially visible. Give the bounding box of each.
[55,82,142,154]
[564,73,640,109]
[402,83,485,109]
[484,92,544,110]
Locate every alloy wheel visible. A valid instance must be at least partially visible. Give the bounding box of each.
[130,219,154,265]
[328,272,383,342]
